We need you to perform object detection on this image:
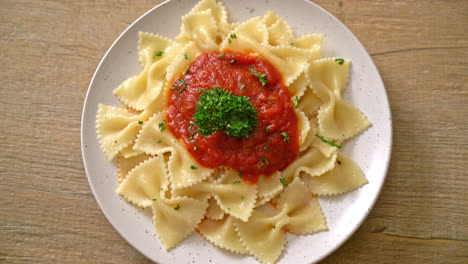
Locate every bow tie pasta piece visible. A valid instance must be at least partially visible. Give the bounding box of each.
[119,142,144,158]
[173,169,257,221]
[256,172,284,207]
[96,104,144,160]
[206,197,225,220]
[152,196,209,250]
[117,156,169,208]
[113,32,180,110]
[293,34,324,61]
[297,85,323,118]
[116,153,152,183]
[137,31,176,67]
[231,16,268,45]
[134,112,214,189]
[177,9,219,50]
[305,58,371,141]
[235,178,327,264]
[276,178,327,235]
[296,108,311,149]
[303,152,368,196]
[186,0,230,37]
[197,216,249,255]
[288,72,308,99]
[265,16,294,47]
[281,146,337,183]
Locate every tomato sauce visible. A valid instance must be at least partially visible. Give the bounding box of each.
[166,51,298,183]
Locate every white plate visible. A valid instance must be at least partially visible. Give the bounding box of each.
[81,0,392,263]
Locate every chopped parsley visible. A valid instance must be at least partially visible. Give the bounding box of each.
[280,177,288,187]
[265,127,270,133]
[174,204,180,211]
[184,67,190,74]
[263,146,269,151]
[273,225,276,229]
[230,59,236,65]
[293,95,298,108]
[138,120,143,125]
[158,120,166,132]
[152,198,157,201]
[249,68,268,86]
[184,53,190,60]
[241,195,244,200]
[239,172,243,178]
[114,140,117,143]
[153,50,164,59]
[194,146,198,151]
[194,87,258,138]
[315,133,342,148]
[198,88,203,93]
[335,58,345,65]
[233,180,241,184]
[280,131,290,142]
[157,140,161,144]
[218,53,225,58]
[190,165,198,170]
[290,42,295,45]
[227,33,237,44]
[177,82,186,93]
[241,84,246,90]
[258,157,269,168]
[228,208,231,210]
[256,57,260,62]
[172,77,186,90]
[268,98,273,102]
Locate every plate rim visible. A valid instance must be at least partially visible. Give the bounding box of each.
[80,0,393,263]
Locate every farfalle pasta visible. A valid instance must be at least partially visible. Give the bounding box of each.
[96,0,371,263]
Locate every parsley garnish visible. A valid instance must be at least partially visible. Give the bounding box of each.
[227,33,237,44]
[138,120,143,125]
[280,131,290,142]
[263,147,269,151]
[241,84,246,90]
[153,50,164,59]
[158,120,166,132]
[249,68,268,86]
[290,42,295,45]
[174,204,180,210]
[315,133,342,148]
[190,165,198,170]
[280,177,288,187]
[184,53,190,60]
[198,88,203,93]
[268,98,273,102]
[184,67,190,74]
[273,225,276,229]
[114,140,117,143]
[152,198,157,201]
[230,59,236,65]
[177,81,186,93]
[258,157,269,168]
[233,180,240,184]
[172,77,186,90]
[335,58,345,65]
[265,127,270,133]
[239,172,243,178]
[194,146,198,151]
[157,140,161,144]
[241,195,244,200]
[293,95,298,108]
[218,53,225,58]
[194,88,258,138]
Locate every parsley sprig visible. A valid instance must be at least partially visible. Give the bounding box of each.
[194,87,258,138]
[249,68,268,86]
[315,133,342,148]
[335,58,345,65]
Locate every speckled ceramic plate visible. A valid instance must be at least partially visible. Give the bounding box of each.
[81,0,392,263]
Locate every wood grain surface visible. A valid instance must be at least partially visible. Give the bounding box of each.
[0,0,467,263]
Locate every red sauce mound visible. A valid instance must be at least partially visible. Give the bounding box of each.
[167,51,298,183]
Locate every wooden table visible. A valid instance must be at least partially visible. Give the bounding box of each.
[1,0,467,263]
